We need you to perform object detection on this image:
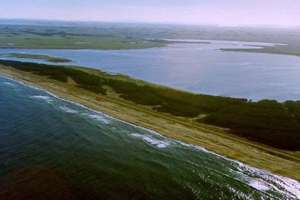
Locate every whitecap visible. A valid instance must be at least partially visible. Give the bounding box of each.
[31,95,53,103]
[264,175,300,199]
[249,180,270,191]
[59,106,78,114]
[177,141,209,153]
[236,163,300,199]
[130,133,171,149]
[85,113,111,124]
[3,75,300,199]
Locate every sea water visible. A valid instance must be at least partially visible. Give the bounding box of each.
[0,76,299,199]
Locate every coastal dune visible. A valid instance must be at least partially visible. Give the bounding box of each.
[0,60,299,181]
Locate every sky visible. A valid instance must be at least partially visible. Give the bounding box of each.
[0,0,299,27]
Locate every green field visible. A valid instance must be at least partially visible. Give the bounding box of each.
[221,46,300,57]
[0,24,164,49]
[1,21,300,56]
[1,59,299,151]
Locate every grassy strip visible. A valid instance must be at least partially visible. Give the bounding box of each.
[0,28,164,50]
[221,46,300,57]
[0,53,72,63]
[1,60,299,151]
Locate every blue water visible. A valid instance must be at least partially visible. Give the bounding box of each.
[0,76,299,200]
[1,40,300,101]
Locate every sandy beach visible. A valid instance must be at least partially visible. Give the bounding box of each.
[0,64,299,181]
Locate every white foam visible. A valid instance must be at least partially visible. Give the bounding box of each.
[249,180,270,191]
[31,95,53,103]
[236,163,300,199]
[59,106,78,114]
[2,75,300,199]
[86,114,110,124]
[265,175,300,199]
[130,133,171,149]
[177,141,209,153]
[31,95,51,100]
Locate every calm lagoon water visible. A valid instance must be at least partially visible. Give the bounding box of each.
[1,40,300,101]
[0,76,299,199]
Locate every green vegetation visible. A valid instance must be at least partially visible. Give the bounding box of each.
[201,100,300,150]
[221,46,300,57]
[1,60,299,151]
[0,53,72,63]
[1,22,300,56]
[1,21,300,54]
[0,24,163,49]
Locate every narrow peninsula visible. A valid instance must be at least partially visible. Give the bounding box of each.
[0,53,72,63]
[0,60,299,181]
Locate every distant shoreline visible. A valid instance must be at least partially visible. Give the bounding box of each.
[0,60,299,181]
[1,38,299,61]
[161,39,300,57]
[221,45,300,57]
[0,53,72,63]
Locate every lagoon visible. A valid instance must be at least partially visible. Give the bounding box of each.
[1,40,300,101]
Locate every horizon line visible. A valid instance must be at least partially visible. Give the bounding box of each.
[1,17,299,29]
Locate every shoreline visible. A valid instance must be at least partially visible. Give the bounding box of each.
[0,65,300,180]
[0,65,299,181]
[0,44,166,51]
[0,53,72,63]
[220,46,300,57]
[2,75,300,200]
[2,74,300,189]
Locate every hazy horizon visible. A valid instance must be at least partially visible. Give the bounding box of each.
[0,0,299,27]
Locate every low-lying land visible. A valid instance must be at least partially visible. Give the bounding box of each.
[1,22,300,57]
[221,45,300,57]
[1,60,299,150]
[0,24,163,49]
[0,60,299,180]
[0,53,72,63]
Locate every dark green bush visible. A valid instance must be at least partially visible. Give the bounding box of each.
[1,60,299,150]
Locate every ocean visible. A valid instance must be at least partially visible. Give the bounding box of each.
[0,76,299,199]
